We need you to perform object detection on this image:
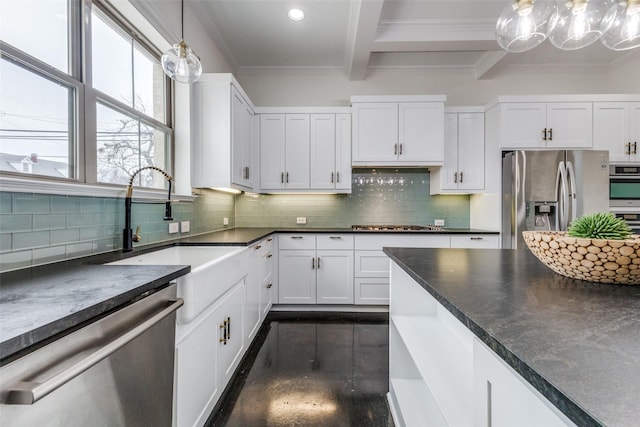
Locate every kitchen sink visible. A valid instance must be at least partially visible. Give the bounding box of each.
[108,246,246,324]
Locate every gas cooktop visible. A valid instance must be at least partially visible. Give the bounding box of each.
[351,224,444,231]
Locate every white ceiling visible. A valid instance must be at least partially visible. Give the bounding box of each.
[190,0,640,80]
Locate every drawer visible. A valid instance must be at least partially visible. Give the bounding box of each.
[450,235,500,249]
[278,233,316,250]
[317,234,354,250]
[355,251,390,277]
[355,234,451,250]
[355,278,389,305]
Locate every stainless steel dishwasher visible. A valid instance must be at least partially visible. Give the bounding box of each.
[0,283,183,427]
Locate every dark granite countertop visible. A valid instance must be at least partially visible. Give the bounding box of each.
[383,247,640,427]
[0,263,189,362]
[178,227,498,246]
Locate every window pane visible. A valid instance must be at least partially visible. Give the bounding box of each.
[134,43,166,123]
[0,0,69,73]
[96,102,168,189]
[0,57,75,178]
[92,10,133,106]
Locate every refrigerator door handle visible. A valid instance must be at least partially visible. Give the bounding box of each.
[566,161,577,225]
[555,161,567,231]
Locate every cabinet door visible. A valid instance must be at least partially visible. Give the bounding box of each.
[593,102,630,161]
[473,339,573,427]
[231,86,253,188]
[399,102,444,164]
[352,103,398,163]
[457,112,485,191]
[546,102,592,148]
[218,281,246,387]
[630,103,640,161]
[335,113,352,191]
[278,250,316,304]
[500,103,546,148]
[441,113,459,190]
[316,250,354,304]
[174,305,220,427]
[310,114,336,189]
[260,114,286,189]
[244,244,263,343]
[285,114,310,189]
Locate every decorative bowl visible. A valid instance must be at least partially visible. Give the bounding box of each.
[522,231,640,285]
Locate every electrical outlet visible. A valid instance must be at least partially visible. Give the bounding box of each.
[434,219,445,226]
[169,223,179,233]
[296,217,307,224]
[223,217,229,226]
[181,221,190,233]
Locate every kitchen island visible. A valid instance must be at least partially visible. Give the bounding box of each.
[384,247,640,427]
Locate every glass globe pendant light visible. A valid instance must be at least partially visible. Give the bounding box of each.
[601,0,640,50]
[496,0,556,52]
[161,0,202,83]
[547,0,611,50]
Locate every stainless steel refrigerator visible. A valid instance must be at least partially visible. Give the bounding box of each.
[502,150,610,249]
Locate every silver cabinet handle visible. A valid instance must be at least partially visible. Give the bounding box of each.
[6,298,184,405]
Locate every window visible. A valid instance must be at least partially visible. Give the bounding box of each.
[0,0,172,190]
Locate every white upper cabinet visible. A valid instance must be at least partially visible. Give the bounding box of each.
[594,102,640,162]
[259,113,310,190]
[191,74,255,191]
[258,108,351,193]
[431,110,484,194]
[499,102,592,149]
[310,113,352,191]
[351,96,446,166]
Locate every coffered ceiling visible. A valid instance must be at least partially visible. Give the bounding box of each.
[189,0,639,80]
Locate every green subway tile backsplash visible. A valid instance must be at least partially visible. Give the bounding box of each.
[0,169,469,272]
[0,188,235,272]
[235,169,470,228]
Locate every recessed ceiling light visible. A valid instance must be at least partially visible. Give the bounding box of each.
[288,8,305,21]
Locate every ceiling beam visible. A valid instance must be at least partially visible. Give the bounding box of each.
[474,51,520,80]
[345,0,385,81]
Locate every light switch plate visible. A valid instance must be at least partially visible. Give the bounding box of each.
[223,217,229,226]
[181,221,190,233]
[296,217,307,224]
[169,223,179,233]
[434,219,445,226]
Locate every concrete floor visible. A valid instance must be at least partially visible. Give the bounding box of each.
[207,312,393,427]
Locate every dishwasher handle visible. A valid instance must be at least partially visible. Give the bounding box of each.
[6,298,184,405]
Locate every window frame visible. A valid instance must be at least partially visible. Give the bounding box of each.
[0,0,185,199]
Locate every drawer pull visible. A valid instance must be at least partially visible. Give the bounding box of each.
[267,238,273,242]
[254,245,262,250]
[470,237,484,240]
[266,253,273,258]
[291,236,304,239]
[267,283,273,289]
[329,236,342,239]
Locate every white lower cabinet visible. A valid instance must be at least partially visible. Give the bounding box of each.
[278,233,354,304]
[389,261,574,427]
[174,279,245,427]
[245,237,274,343]
[473,339,574,427]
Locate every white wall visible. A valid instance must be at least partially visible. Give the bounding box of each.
[235,60,640,107]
